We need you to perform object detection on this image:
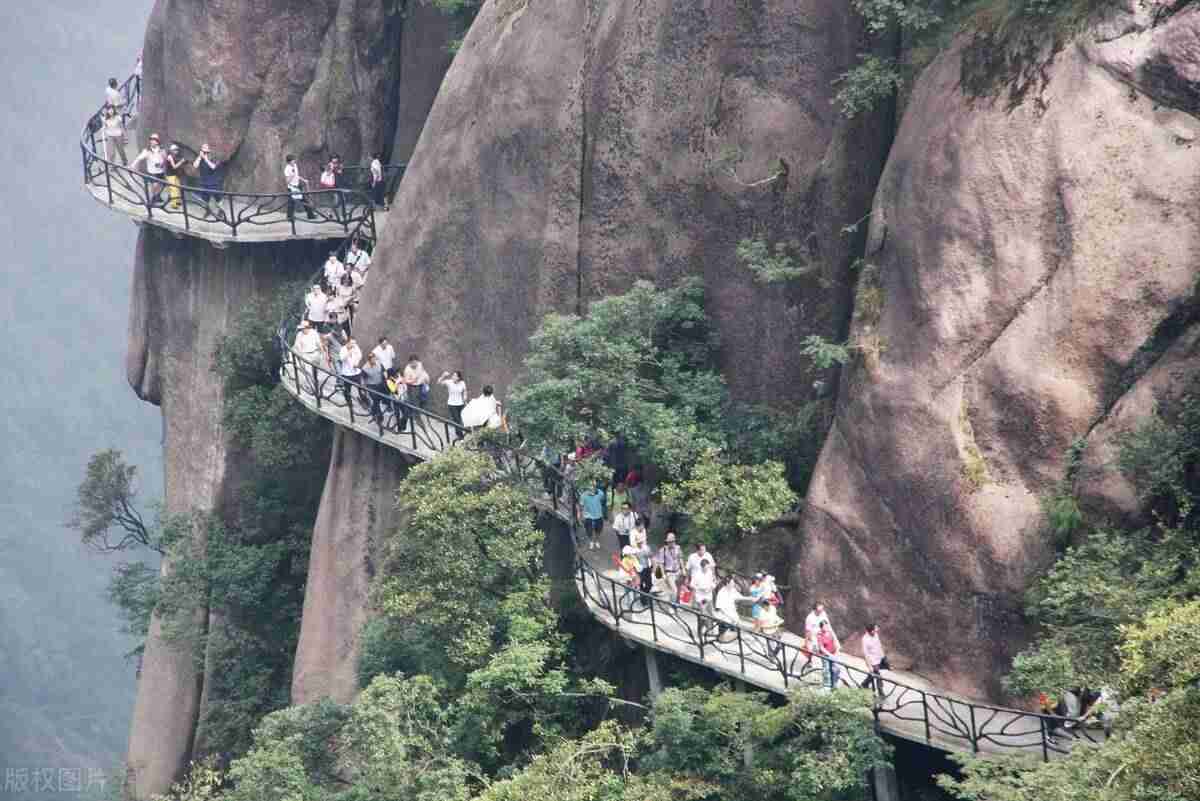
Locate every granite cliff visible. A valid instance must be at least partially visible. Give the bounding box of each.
[123,0,456,795]
[114,0,1200,792]
[795,0,1200,698]
[293,0,890,705]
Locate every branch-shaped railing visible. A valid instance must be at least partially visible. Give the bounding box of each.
[81,71,405,240]
[274,286,1104,762]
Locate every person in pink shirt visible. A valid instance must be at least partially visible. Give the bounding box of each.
[860,623,887,692]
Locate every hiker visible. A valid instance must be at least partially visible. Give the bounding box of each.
[656,532,683,595]
[817,619,841,689]
[860,623,888,692]
[612,501,637,551]
[578,482,605,550]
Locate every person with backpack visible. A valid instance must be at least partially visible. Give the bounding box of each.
[860,623,888,692]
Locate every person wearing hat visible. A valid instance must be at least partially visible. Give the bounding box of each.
[163,143,186,210]
[292,319,325,364]
[130,133,166,205]
[657,532,683,596]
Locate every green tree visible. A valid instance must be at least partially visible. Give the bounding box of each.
[659,449,797,544]
[735,237,812,284]
[508,279,726,478]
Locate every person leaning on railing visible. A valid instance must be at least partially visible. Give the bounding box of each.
[100,104,127,166]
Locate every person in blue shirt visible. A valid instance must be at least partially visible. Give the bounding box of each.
[578,482,606,551]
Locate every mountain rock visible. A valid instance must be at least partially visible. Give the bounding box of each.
[795,5,1200,699]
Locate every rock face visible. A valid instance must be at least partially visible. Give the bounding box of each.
[299,0,888,702]
[139,0,404,189]
[125,1,457,794]
[795,3,1200,699]
[353,0,888,403]
[125,230,321,797]
[290,432,411,704]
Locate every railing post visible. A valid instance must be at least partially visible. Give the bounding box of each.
[180,184,191,231]
[313,364,321,410]
[80,144,88,186]
[144,175,154,218]
[1040,716,1049,763]
[921,691,931,744]
[347,381,355,424]
[339,192,348,233]
[736,626,745,675]
[104,158,113,204]
[648,591,658,643]
[969,704,979,754]
[610,582,621,628]
[291,352,300,396]
[229,194,238,237]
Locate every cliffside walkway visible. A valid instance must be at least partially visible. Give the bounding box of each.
[81,70,1104,766]
[80,73,403,246]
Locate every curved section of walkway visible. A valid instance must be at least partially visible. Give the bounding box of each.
[80,72,403,245]
[274,300,1104,763]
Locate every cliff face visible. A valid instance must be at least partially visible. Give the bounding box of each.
[125,230,322,797]
[291,0,889,701]
[124,1,456,795]
[352,0,888,400]
[290,433,412,704]
[139,0,405,189]
[795,3,1200,698]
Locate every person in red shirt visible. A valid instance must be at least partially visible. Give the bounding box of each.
[817,619,841,689]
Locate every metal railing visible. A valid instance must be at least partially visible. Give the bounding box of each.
[276,319,1104,760]
[81,71,405,239]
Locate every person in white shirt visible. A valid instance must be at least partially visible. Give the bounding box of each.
[370,153,387,208]
[403,355,431,410]
[803,602,835,670]
[714,577,752,642]
[692,560,715,611]
[284,154,316,221]
[686,543,716,585]
[130,133,166,204]
[346,240,371,279]
[291,321,327,394]
[372,338,396,372]
[305,285,329,332]
[337,338,363,407]
[105,78,123,111]
[324,252,346,286]
[292,321,325,363]
[437,370,467,430]
[461,385,502,430]
[612,502,637,551]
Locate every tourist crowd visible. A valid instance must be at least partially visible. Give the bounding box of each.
[293,246,501,437]
[99,75,388,224]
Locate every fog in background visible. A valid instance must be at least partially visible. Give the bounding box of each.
[0,1,159,795]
